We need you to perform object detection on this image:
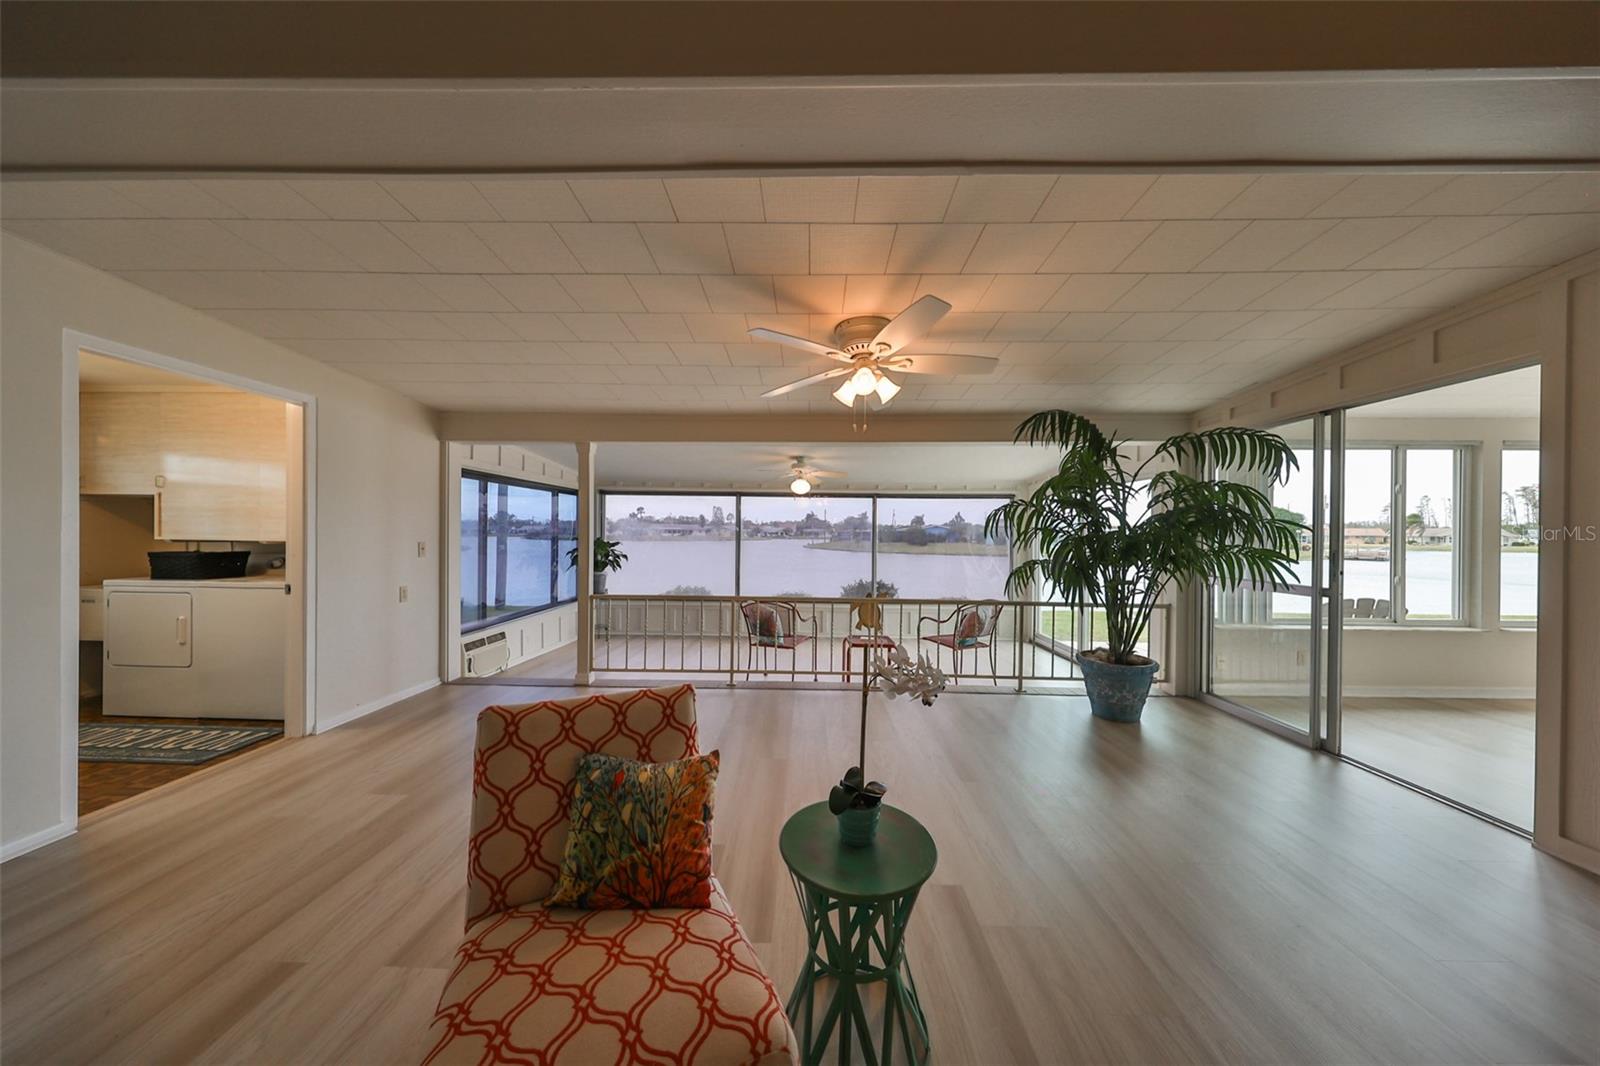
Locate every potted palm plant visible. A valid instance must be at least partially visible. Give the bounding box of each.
[987,410,1304,723]
[566,537,628,594]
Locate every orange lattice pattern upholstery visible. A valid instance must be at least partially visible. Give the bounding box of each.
[430,685,797,1065]
[423,878,795,1065]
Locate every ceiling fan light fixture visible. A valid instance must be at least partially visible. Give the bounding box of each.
[848,366,877,394]
[790,476,812,496]
[873,371,901,404]
[832,380,857,407]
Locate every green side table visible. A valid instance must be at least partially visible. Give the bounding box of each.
[779,802,938,1066]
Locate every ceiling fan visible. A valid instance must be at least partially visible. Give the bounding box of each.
[784,455,844,496]
[751,295,999,410]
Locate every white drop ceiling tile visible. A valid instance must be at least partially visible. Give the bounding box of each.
[618,313,694,342]
[214,220,356,271]
[723,342,788,366]
[1107,313,1195,341]
[1096,364,1161,384]
[809,225,895,274]
[1164,312,1265,341]
[842,274,919,315]
[1048,313,1131,341]
[1283,308,1401,339]
[473,180,588,221]
[913,274,994,311]
[565,365,623,385]
[1308,175,1453,217]
[208,308,339,339]
[380,181,500,221]
[1,180,158,218]
[769,275,844,314]
[635,223,733,274]
[975,274,1067,312]
[1274,217,1429,270]
[436,313,521,341]
[943,176,1057,222]
[1109,273,1217,312]
[386,222,510,272]
[1353,216,1520,269]
[963,224,1071,273]
[1494,173,1600,215]
[559,313,636,342]
[1041,274,1142,311]
[885,224,984,274]
[1382,267,1530,308]
[1225,310,1329,339]
[701,275,778,313]
[627,275,711,313]
[1196,220,1337,271]
[1032,176,1157,222]
[1179,272,1290,311]
[761,177,858,222]
[568,179,676,222]
[104,180,242,219]
[555,275,646,312]
[116,269,282,308]
[1164,340,1236,363]
[1400,174,1554,216]
[611,365,670,386]
[372,311,463,340]
[468,223,583,273]
[682,314,753,343]
[482,275,581,312]
[1115,221,1247,273]
[496,313,581,342]
[613,342,680,365]
[927,312,1003,340]
[1245,271,1367,310]
[559,342,628,364]
[1213,175,1354,219]
[671,341,734,364]
[414,274,517,313]
[301,220,433,271]
[853,177,957,222]
[1105,342,1177,364]
[1123,175,1258,220]
[552,223,658,273]
[1431,213,1600,268]
[725,224,810,274]
[187,180,326,220]
[1038,221,1160,273]
[662,178,765,222]
[287,180,414,220]
[987,313,1067,341]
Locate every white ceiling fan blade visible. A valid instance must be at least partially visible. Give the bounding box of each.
[871,295,951,354]
[885,352,1000,376]
[748,328,850,362]
[807,469,847,479]
[761,365,853,398]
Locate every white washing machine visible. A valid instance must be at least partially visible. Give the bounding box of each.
[101,575,287,720]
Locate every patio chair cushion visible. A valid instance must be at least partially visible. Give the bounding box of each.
[546,749,719,910]
[953,606,989,647]
[742,602,790,646]
[466,686,700,927]
[422,877,796,1066]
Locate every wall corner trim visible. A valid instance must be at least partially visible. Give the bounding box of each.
[315,677,440,734]
[1,820,77,864]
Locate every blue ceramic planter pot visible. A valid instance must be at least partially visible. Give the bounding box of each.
[837,805,881,847]
[1077,653,1159,722]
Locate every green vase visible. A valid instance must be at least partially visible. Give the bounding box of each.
[837,805,881,847]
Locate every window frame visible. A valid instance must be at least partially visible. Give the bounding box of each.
[1498,441,1540,629]
[460,469,579,635]
[598,489,1015,599]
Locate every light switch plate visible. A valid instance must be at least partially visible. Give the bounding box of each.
[417,541,427,558]
[398,585,409,603]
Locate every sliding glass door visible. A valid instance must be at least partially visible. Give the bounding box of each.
[1207,413,1340,744]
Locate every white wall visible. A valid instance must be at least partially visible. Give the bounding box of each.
[1,234,441,857]
[444,443,579,681]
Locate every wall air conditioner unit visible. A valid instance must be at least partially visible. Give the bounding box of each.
[462,631,510,677]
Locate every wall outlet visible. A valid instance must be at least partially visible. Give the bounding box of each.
[417,540,427,558]
[398,585,409,603]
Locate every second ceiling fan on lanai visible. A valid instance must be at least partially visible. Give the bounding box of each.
[751,295,999,408]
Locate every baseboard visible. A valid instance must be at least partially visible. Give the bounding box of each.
[315,677,440,733]
[1,820,76,863]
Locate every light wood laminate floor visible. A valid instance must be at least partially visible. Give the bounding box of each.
[4,684,1598,1065]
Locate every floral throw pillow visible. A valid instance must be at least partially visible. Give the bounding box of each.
[546,750,718,910]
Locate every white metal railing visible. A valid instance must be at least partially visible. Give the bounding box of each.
[589,595,1171,689]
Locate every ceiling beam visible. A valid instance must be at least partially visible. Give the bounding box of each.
[3,2,1596,79]
[436,411,1191,444]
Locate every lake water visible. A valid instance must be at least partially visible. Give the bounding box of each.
[466,538,1539,619]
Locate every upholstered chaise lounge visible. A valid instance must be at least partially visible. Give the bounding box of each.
[422,685,797,1065]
